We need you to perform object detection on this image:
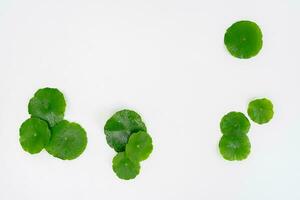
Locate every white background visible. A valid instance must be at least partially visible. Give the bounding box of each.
[0,0,299,199]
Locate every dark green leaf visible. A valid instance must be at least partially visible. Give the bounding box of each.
[104,109,146,152]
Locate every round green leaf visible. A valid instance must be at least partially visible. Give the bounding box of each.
[224,20,263,59]
[112,152,140,180]
[19,117,51,154]
[28,88,66,127]
[248,98,274,124]
[104,109,147,152]
[220,112,250,136]
[46,120,87,160]
[126,131,153,162]
[219,135,251,161]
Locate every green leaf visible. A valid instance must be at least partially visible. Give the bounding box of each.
[224,20,263,59]
[220,112,250,136]
[104,109,147,152]
[219,135,251,161]
[126,131,153,162]
[46,120,87,160]
[247,98,274,124]
[112,152,140,180]
[19,118,51,154]
[28,88,66,127]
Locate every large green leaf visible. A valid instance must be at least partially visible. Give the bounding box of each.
[104,109,146,152]
[46,120,87,160]
[126,131,153,162]
[112,152,140,180]
[224,20,263,59]
[19,117,51,154]
[248,98,274,124]
[220,112,251,136]
[219,135,251,161]
[28,88,66,127]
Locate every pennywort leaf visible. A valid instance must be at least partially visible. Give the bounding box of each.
[19,117,51,154]
[220,112,250,136]
[248,98,274,124]
[112,152,140,180]
[224,20,263,59]
[219,135,251,161]
[104,109,147,152]
[46,120,87,160]
[28,88,66,127]
[126,131,153,162]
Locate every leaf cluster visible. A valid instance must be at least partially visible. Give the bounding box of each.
[19,88,87,160]
[105,110,153,180]
[219,98,274,161]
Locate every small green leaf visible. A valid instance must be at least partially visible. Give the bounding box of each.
[112,152,140,180]
[219,135,251,161]
[220,112,250,136]
[126,131,153,162]
[104,109,147,152]
[248,98,274,124]
[46,120,87,160]
[224,20,263,59]
[28,88,66,127]
[19,118,51,154]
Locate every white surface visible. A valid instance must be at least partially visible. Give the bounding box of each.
[0,0,300,199]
